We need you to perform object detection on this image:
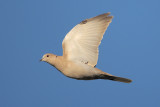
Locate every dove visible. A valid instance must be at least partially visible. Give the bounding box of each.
[40,12,132,83]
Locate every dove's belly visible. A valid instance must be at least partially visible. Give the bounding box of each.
[60,61,100,79]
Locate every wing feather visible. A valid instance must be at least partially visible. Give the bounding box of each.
[62,13,113,67]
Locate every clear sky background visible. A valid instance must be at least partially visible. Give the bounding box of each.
[1,0,160,107]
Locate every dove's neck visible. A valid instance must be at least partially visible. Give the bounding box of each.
[50,56,66,72]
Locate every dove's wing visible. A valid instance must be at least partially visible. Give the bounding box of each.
[62,13,113,67]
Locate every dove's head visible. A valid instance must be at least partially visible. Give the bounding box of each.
[40,53,57,63]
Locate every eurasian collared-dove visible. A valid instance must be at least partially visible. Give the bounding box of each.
[40,12,132,83]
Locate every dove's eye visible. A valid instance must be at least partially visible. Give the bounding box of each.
[46,55,49,57]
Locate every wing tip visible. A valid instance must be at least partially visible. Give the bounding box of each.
[79,12,114,24]
[104,12,111,16]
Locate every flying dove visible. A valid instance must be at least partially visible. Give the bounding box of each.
[40,12,132,83]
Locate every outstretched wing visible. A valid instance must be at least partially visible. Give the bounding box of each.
[62,13,113,67]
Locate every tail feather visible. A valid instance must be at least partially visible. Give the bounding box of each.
[100,74,132,83]
[106,75,132,83]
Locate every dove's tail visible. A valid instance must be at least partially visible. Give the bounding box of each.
[101,74,132,83]
[95,68,132,83]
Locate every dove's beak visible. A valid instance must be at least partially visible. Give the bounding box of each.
[40,59,43,61]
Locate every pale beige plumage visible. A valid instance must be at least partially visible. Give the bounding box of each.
[40,13,132,83]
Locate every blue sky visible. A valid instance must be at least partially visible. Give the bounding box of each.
[0,0,160,107]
